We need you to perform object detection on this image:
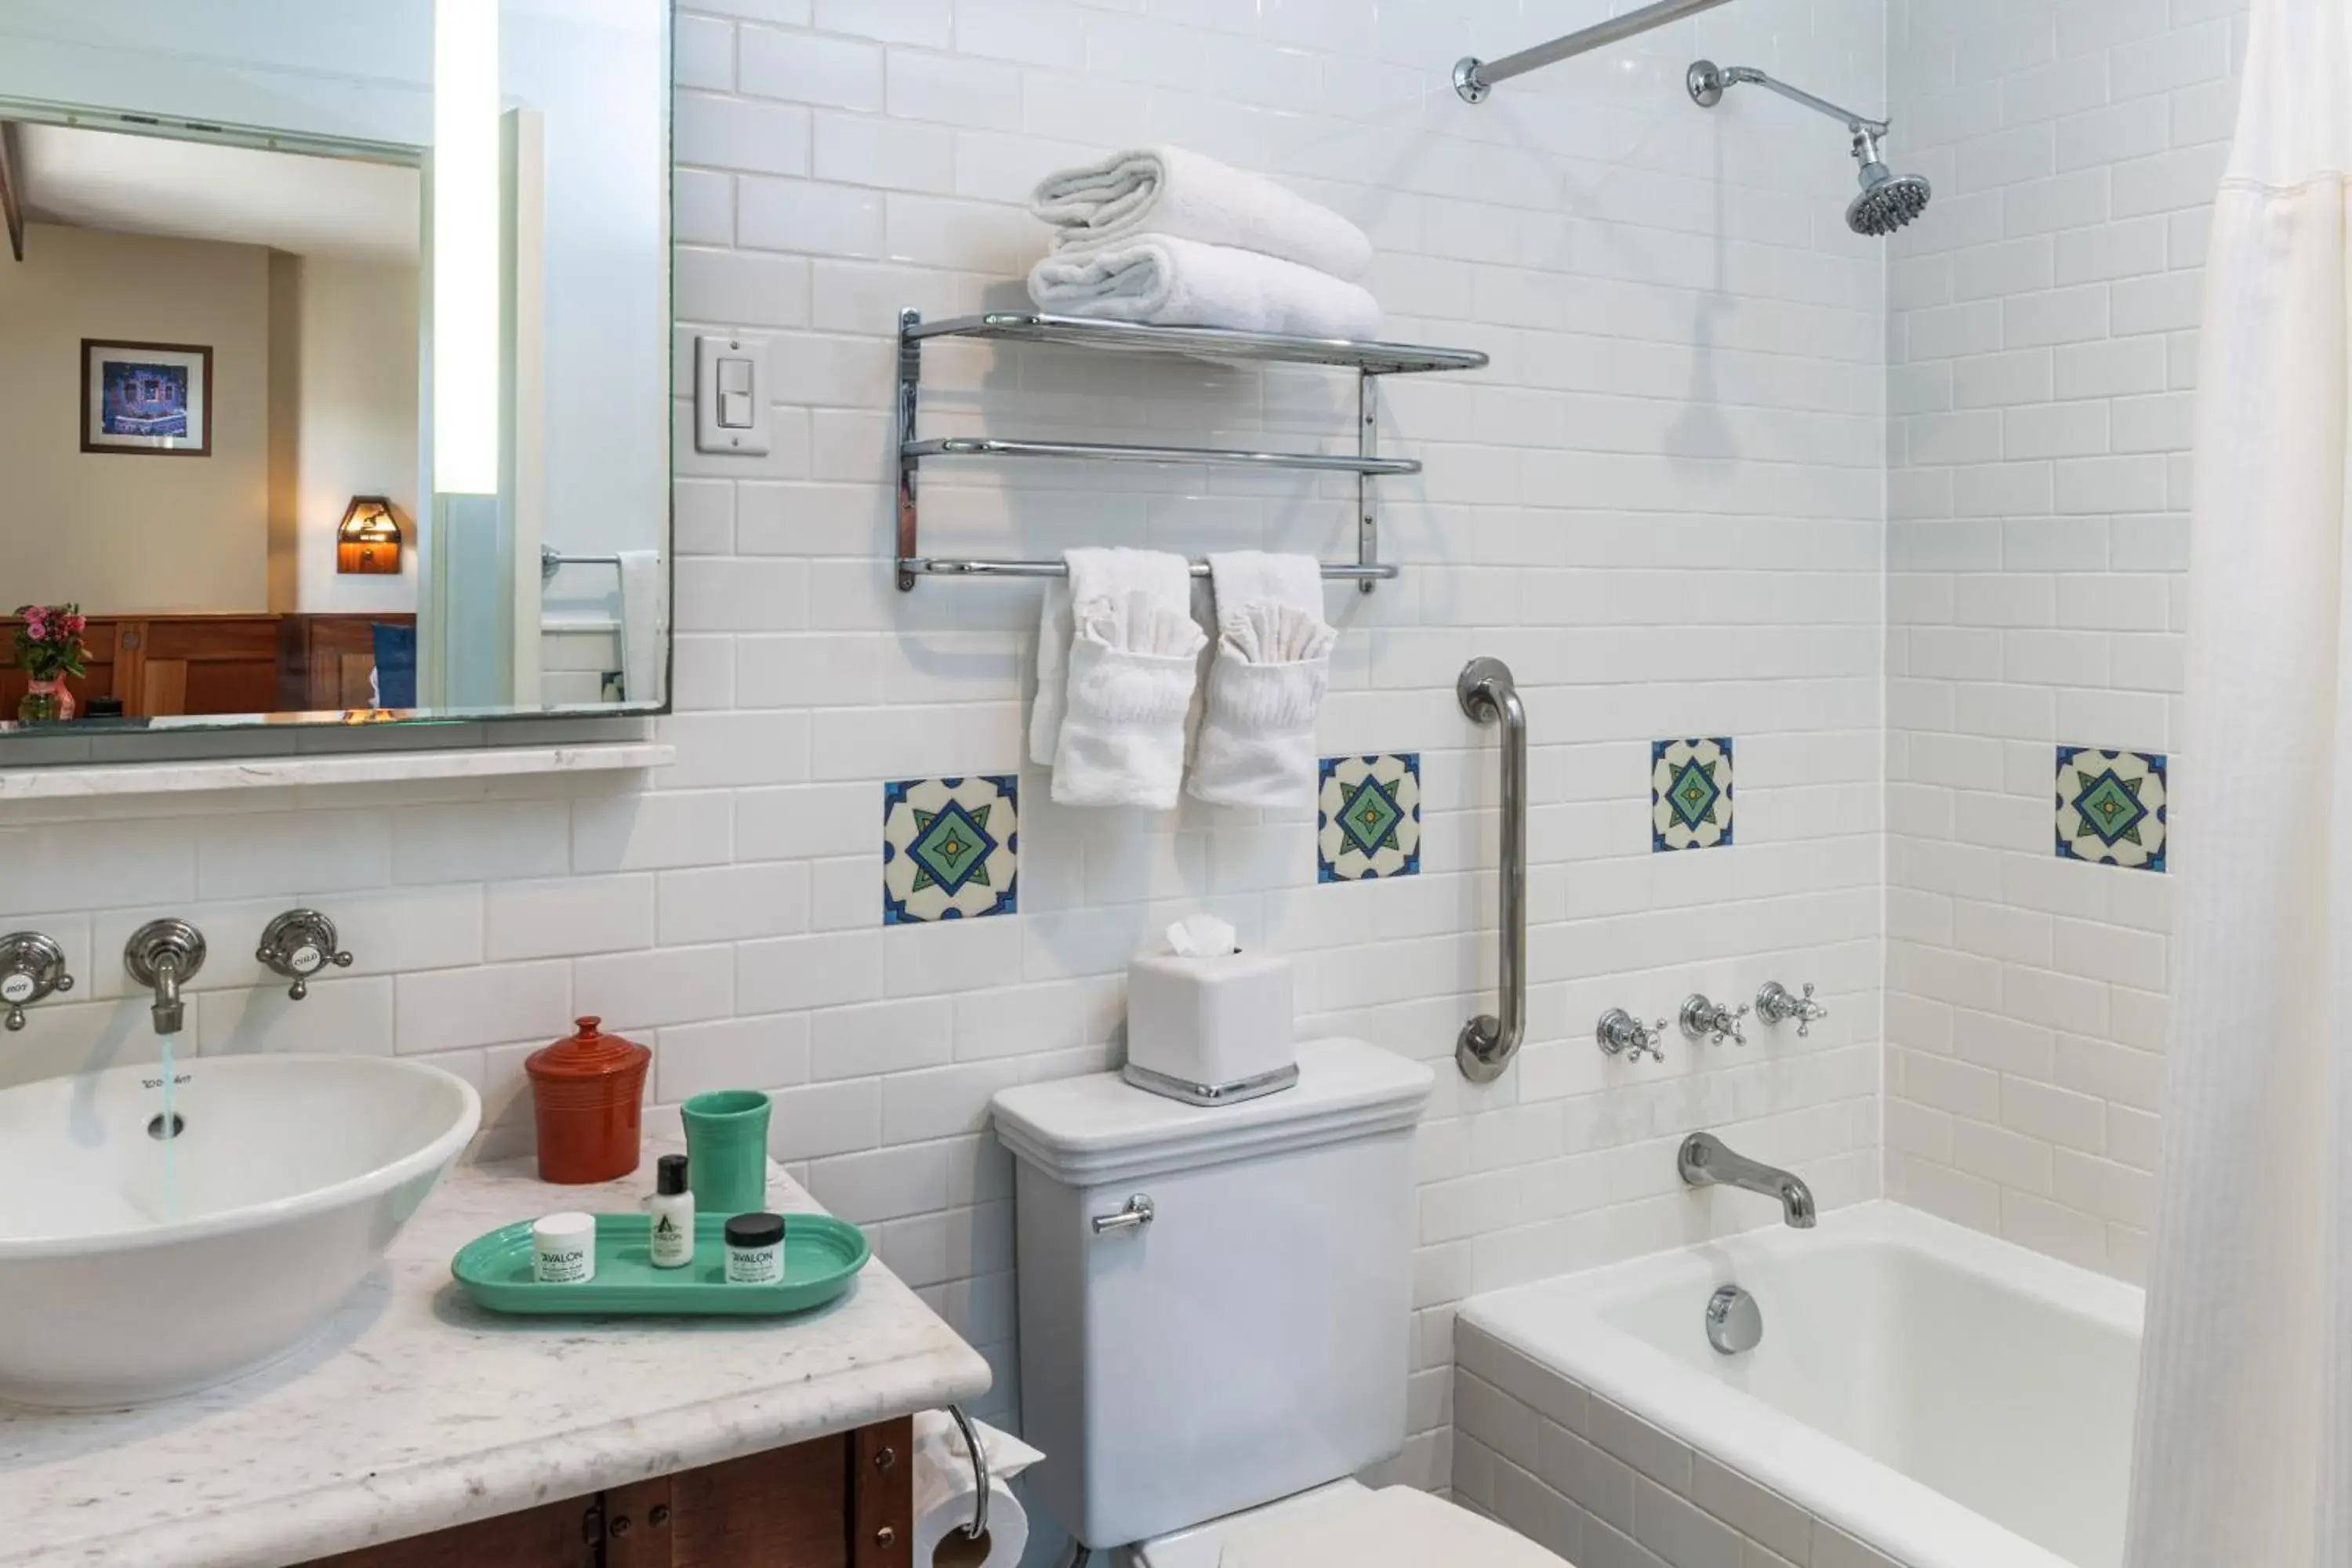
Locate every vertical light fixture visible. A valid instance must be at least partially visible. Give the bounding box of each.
[434,0,499,494]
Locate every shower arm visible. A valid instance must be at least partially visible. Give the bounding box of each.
[1690,62,1888,140]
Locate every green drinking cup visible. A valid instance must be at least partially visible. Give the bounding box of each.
[680,1090,771,1214]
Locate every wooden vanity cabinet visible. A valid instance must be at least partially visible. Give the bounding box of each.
[303,1417,914,1568]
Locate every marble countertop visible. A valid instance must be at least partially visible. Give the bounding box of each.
[0,1144,993,1567]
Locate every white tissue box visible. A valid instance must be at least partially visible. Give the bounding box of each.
[1124,951,1296,1105]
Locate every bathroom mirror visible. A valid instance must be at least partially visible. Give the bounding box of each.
[0,0,672,736]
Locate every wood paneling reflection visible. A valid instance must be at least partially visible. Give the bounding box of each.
[2,612,416,718]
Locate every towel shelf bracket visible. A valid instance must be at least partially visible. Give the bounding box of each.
[892,309,1487,593]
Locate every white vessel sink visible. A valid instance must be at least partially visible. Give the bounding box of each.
[0,1052,480,1408]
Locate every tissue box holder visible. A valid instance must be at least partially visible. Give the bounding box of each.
[1123,951,1298,1107]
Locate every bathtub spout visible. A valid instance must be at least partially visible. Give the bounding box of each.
[1679,1132,1817,1228]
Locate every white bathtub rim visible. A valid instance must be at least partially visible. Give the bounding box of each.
[1457,1201,2141,1568]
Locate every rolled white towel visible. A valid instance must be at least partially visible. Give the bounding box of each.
[1030,145,1372,284]
[1028,234,1383,341]
[1054,590,1208,810]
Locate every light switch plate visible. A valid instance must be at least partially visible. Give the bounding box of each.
[695,332,771,456]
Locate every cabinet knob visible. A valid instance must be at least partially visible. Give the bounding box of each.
[876,1524,898,1548]
[873,1445,897,1470]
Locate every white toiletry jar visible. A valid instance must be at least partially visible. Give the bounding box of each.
[1123,950,1296,1106]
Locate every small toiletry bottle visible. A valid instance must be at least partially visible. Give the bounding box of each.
[645,1153,695,1269]
[724,1212,786,1284]
[533,1211,597,1283]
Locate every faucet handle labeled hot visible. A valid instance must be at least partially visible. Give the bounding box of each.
[0,931,74,1032]
[257,910,354,1000]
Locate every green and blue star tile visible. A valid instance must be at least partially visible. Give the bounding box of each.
[2055,746,2166,873]
[1318,754,1421,882]
[883,775,1019,923]
[1653,738,1733,851]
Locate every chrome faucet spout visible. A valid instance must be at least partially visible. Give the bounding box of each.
[124,919,207,1037]
[1678,1132,1817,1228]
[150,957,186,1035]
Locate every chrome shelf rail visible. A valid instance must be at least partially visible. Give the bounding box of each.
[903,557,1400,583]
[1454,0,1740,103]
[904,435,1419,476]
[894,308,1487,592]
[1456,657,1527,1083]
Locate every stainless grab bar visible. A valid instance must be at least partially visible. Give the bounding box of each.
[1456,658,1526,1083]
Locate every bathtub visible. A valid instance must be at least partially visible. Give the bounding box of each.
[1453,1203,2143,1568]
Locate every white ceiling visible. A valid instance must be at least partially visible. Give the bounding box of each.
[11,122,420,263]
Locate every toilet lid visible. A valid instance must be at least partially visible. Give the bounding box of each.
[1214,1486,1572,1568]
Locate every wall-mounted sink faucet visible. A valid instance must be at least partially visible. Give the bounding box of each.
[1679,1132,1816,1228]
[124,920,206,1035]
[256,910,354,1000]
[0,933,74,1031]
[1755,981,1829,1037]
[1680,993,1748,1047]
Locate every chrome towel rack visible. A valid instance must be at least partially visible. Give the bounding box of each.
[1457,657,1526,1083]
[540,544,624,583]
[893,310,1486,593]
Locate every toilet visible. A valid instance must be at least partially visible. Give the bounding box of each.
[990,1038,1573,1566]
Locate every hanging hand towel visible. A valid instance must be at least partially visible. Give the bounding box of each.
[1054,590,1208,809]
[1029,547,1196,769]
[1028,235,1383,340]
[1189,552,1336,808]
[1029,146,1373,283]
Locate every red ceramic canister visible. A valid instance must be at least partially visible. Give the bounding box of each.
[524,1016,651,1184]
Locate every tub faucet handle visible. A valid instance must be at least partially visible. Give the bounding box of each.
[1597,1008,1667,1063]
[1680,993,1748,1047]
[1756,980,1829,1037]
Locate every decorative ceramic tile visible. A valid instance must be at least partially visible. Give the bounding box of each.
[1319,753,1421,882]
[2055,746,2167,872]
[882,775,1018,924]
[1652,738,1734,851]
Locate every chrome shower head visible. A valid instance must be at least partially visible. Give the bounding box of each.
[1689,60,1931,240]
[1848,149,1931,237]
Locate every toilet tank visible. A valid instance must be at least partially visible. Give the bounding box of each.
[991,1039,1434,1551]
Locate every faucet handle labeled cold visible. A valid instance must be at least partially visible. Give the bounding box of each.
[0,931,74,1032]
[256,910,354,1000]
[1596,1008,1668,1064]
[1755,980,1829,1038]
[1679,992,1748,1047]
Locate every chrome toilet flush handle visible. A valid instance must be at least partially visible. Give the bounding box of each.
[256,910,354,1000]
[1091,1194,1155,1236]
[1755,981,1830,1037]
[1596,1008,1667,1063]
[1680,993,1748,1047]
[0,932,74,1032]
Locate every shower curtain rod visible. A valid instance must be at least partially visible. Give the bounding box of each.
[1454,0,1740,103]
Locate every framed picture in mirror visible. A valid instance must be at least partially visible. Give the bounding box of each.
[81,339,212,457]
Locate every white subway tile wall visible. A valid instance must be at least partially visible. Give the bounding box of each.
[0,0,1891,1541]
[1883,0,2246,1281]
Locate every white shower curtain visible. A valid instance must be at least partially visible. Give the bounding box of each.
[2125,5,2352,1564]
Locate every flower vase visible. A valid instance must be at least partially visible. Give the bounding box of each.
[18,678,74,724]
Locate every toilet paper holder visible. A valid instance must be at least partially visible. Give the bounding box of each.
[946,1403,990,1544]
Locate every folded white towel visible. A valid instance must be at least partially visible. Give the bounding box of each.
[1054,590,1208,810]
[1030,546,1196,775]
[1189,552,1336,808]
[1029,234,1383,341]
[1030,146,1373,284]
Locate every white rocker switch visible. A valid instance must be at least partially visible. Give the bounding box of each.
[695,333,772,455]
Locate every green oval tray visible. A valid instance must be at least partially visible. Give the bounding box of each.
[452,1211,869,1316]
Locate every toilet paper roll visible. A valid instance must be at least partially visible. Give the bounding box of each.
[912,1465,1028,1568]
